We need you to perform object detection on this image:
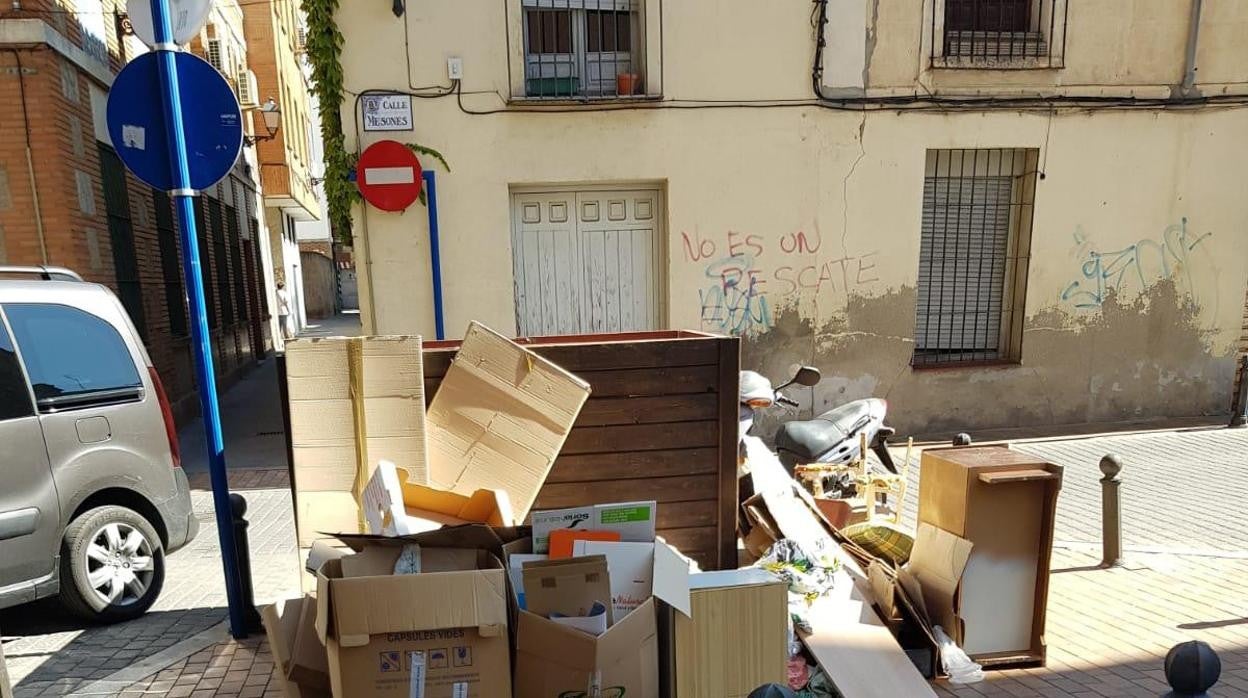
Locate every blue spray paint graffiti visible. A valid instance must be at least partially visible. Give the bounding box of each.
[698,254,773,335]
[1061,218,1213,310]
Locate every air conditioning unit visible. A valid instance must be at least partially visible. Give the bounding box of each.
[206,38,223,72]
[237,68,259,107]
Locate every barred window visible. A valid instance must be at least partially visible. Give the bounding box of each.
[913,148,1036,366]
[153,190,187,337]
[522,1,645,99]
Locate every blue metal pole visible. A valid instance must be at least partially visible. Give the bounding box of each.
[150,0,247,638]
[423,170,445,340]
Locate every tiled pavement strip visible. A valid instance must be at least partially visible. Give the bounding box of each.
[1,328,1245,695]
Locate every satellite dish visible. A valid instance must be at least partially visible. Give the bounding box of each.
[128,0,214,47]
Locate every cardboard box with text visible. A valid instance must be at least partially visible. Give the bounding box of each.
[513,539,690,698]
[314,546,510,697]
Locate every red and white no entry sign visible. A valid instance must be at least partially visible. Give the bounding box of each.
[357,140,423,212]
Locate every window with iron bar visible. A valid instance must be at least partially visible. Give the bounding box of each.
[98,145,147,340]
[912,148,1036,367]
[153,190,188,338]
[227,205,248,322]
[195,201,218,329]
[930,0,1067,68]
[521,0,645,99]
[209,198,234,327]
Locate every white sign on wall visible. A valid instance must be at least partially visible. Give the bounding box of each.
[362,95,414,132]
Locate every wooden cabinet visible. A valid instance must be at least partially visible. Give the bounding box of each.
[918,446,1062,666]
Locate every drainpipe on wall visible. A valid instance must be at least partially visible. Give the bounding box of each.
[10,51,48,264]
[358,199,379,333]
[1179,0,1203,97]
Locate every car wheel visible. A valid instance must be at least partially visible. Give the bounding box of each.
[59,505,165,623]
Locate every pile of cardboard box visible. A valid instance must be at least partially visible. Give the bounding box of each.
[270,324,794,697]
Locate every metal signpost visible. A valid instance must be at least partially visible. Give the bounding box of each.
[109,0,247,637]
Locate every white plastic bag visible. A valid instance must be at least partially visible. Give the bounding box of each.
[934,625,984,684]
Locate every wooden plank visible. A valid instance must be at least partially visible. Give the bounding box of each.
[618,230,636,331]
[574,394,719,426]
[560,421,717,455]
[428,363,719,398]
[978,469,1057,484]
[604,230,622,331]
[572,365,720,398]
[635,227,655,329]
[548,448,719,482]
[533,474,719,509]
[656,500,718,530]
[655,526,718,562]
[421,338,719,378]
[716,337,741,570]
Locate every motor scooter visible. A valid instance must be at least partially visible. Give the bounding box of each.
[738,366,897,475]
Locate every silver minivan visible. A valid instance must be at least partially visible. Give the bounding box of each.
[0,268,197,623]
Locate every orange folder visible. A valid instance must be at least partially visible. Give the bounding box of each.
[548,529,622,559]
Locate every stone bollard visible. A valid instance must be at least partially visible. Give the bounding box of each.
[1165,640,1221,695]
[1099,455,1123,568]
[229,493,263,633]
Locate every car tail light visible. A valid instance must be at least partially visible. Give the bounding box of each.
[746,398,774,408]
[148,366,181,468]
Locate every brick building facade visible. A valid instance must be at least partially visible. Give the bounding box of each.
[0,1,275,424]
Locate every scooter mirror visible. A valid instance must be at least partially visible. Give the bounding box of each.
[794,366,821,387]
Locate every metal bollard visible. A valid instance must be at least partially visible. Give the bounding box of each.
[1099,455,1123,568]
[1231,355,1248,428]
[229,493,263,633]
[952,433,972,446]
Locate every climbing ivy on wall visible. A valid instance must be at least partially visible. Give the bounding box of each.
[303,0,351,244]
[303,0,451,244]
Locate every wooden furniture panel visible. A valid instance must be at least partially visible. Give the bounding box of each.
[422,330,739,569]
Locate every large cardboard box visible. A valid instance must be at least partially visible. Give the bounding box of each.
[666,569,789,698]
[260,598,331,698]
[513,540,690,698]
[287,336,427,547]
[426,323,591,522]
[315,541,511,697]
[918,446,1063,666]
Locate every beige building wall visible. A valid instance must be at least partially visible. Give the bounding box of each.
[334,0,1248,434]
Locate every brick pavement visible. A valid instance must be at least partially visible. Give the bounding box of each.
[934,546,1248,697]
[116,637,280,698]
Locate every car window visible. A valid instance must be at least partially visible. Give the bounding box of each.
[0,314,34,420]
[3,303,141,405]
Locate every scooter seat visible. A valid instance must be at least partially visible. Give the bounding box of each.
[775,401,875,462]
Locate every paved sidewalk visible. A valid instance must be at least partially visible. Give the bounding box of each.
[297,310,361,339]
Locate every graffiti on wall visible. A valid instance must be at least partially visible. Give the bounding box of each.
[1060,218,1214,310]
[683,228,880,334]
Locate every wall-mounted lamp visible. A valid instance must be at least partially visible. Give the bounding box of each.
[244,98,281,146]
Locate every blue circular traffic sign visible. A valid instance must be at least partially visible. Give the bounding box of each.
[107,51,242,191]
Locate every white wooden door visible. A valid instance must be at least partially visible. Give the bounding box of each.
[512,189,659,336]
